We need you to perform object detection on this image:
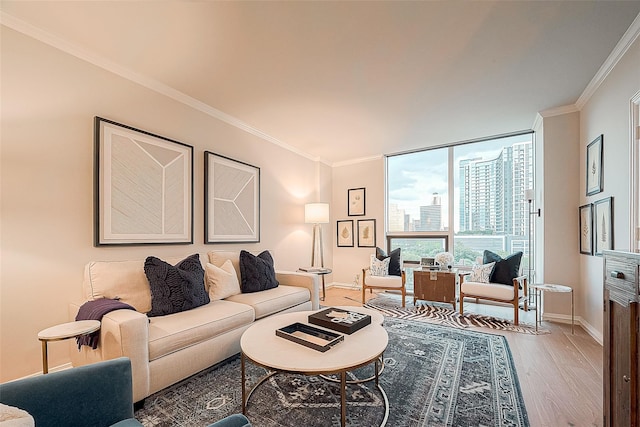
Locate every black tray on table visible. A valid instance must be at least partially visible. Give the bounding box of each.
[308,307,372,335]
[276,322,344,352]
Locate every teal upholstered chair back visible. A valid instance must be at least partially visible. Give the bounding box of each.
[0,357,140,427]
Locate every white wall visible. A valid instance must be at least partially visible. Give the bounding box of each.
[0,27,327,381]
[331,158,385,287]
[578,36,640,337]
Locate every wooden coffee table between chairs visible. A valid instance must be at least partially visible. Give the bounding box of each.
[240,308,388,426]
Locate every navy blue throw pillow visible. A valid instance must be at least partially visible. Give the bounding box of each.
[144,254,209,317]
[482,250,523,286]
[376,247,402,276]
[239,250,279,293]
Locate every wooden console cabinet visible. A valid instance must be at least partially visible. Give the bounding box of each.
[603,250,640,427]
[413,268,457,308]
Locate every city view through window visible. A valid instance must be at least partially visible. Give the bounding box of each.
[386,133,534,284]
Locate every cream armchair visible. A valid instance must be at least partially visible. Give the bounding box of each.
[361,268,406,307]
[458,251,527,325]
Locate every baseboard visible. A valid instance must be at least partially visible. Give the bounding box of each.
[326,281,360,290]
[543,312,603,345]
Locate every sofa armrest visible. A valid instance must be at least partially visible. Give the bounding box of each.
[0,357,138,427]
[275,270,320,310]
[69,302,150,402]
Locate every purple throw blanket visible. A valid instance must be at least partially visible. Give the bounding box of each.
[75,298,135,349]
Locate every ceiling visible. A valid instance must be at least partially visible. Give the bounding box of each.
[2,1,640,165]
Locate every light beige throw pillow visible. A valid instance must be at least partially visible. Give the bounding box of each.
[206,260,241,300]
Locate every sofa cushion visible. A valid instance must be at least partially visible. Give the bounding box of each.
[469,262,495,283]
[148,300,254,361]
[225,285,310,319]
[83,257,191,313]
[376,247,402,276]
[364,274,403,288]
[206,260,241,301]
[145,254,210,317]
[483,251,523,286]
[239,250,279,293]
[461,281,522,301]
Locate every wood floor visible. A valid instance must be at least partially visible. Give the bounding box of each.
[323,286,604,427]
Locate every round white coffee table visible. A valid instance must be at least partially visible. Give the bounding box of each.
[240,309,388,427]
[532,284,574,334]
[37,320,100,373]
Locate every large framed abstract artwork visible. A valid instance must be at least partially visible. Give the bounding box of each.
[94,117,193,246]
[205,152,260,243]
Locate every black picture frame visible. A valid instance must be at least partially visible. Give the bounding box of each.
[94,117,194,246]
[204,151,260,243]
[336,220,354,247]
[579,203,593,255]
[593,197,613,256]
[586,135,604,196]
[357,219,376,248]
[348,188,366,216]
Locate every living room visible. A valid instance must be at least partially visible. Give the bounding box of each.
[1,1,640,426]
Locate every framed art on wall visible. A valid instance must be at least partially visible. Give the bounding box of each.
[586,134,604,196]
[593,197,613,256]
[348,188,366,216]
[94,117,193,246]
[336,220,354,247]
[357,219,376,247]
[579,203,593,255]
[205,151,260,243]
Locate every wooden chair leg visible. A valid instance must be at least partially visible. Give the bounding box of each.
[513,301,519,325]
[362,285,366,305]
[459,293,464,315]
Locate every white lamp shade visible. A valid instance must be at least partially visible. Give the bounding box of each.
[305,203,330,224]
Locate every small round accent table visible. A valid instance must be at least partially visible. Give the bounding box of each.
[298,268,332,301]
[37,320,100,374]
[532,284,574,334]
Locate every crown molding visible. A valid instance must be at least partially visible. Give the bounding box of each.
[332,154,383,168]
[0,12,322,164]
[576,12,640,110]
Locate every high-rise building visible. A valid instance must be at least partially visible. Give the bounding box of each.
[419,193,442,231]
[459,142,532,237]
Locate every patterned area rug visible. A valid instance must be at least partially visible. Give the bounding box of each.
[365,294,547,335]
[135,317,529,426]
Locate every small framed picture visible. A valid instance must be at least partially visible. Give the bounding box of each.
[348,188,366,216]
[593,197,613,256]
[579,203,593,255]
[586,135,603,196]
[336,220,354,247]
[357,219,376,247]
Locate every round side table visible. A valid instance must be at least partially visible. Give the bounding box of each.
[532,284,574,334]
[37,320,100,374]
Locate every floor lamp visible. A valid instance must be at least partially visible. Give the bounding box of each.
[525,189,541,307]
[305,203,330,268]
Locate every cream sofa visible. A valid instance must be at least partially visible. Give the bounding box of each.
[68,250,319,403]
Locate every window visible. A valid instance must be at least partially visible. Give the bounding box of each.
[386,132,535,290]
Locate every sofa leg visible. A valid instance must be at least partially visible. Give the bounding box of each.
[134,399,145,411]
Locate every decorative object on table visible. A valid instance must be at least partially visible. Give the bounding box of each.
[336,220,354,247]
[275,322,344,352]
[94,117,193,246]
[586,134,604,196]
[579,203,593,255]
[308,307,372,334]
[593,197,613,256]
[135,317,530,427]
[305,203,330,267]
[205,151,260,243]
[434,252,454,270]
[347,187,366,216]
[357,219,376,247]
